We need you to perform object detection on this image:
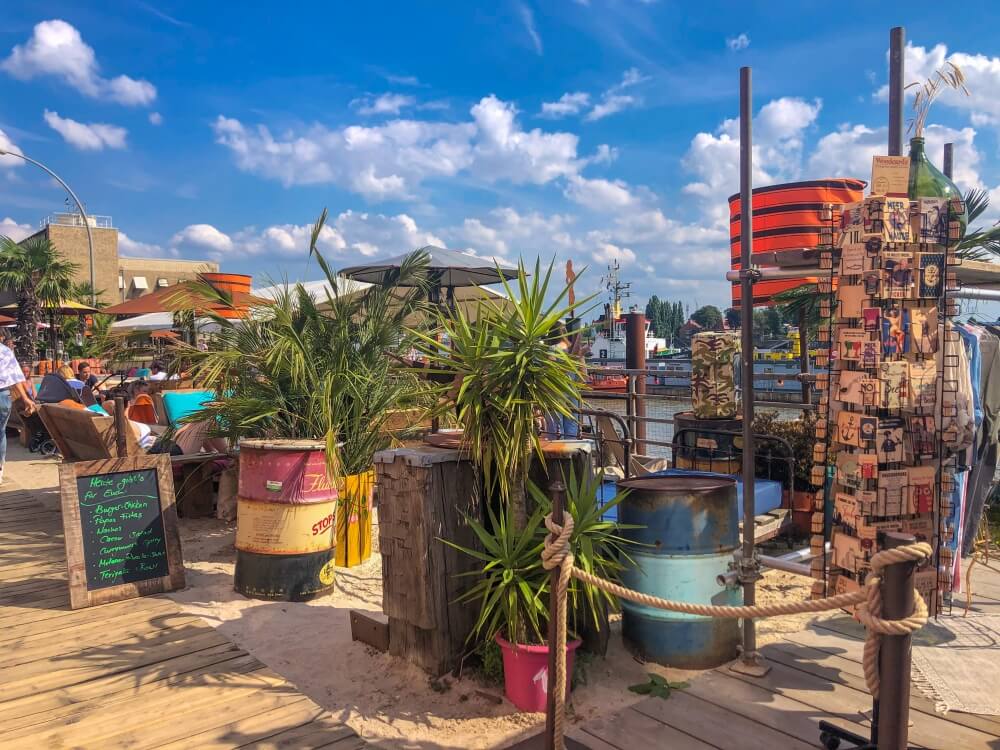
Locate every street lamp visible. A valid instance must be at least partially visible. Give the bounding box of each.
[0,148,96,305]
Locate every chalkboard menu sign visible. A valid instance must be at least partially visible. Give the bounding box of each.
[60,455,185,609]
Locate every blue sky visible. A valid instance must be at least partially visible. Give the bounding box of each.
[2,1,1000,312]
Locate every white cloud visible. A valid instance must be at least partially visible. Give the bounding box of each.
[385,73,421,86]
[874,42,1000,125]
[682,96,822,226]
[0,128,23,168]
[119,231,170,258]
[1,20,156,106]
[614,68,649,91]
[540,92,590,119]
[43,110,127,151]
[0,217,33,241]
[518,3,543,55]
[727,33,750,52]
[586,94,637,122]
[214,95,596,199]
[171,224,233,254]
[450,207,576,260]
[352,93,416,116]
[591,241,636,265]
[564,175,639,211]
[148,112,163,126]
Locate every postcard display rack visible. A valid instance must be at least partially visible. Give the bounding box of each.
[809,193,964,615]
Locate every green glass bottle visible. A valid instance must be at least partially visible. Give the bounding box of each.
[907,136,966,238]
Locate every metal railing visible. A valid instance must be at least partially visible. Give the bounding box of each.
[41,213,113,229]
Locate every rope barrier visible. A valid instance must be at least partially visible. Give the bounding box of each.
[541,512,932,750]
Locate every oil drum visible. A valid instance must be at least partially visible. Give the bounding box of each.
[617,474,740,668]
[672,411,742,474]
[234,439,337,601]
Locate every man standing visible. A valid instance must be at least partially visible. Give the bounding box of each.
[0,342,32,484]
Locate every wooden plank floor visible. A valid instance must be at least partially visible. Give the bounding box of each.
[0,480,366,750]
[570,564,1000,750]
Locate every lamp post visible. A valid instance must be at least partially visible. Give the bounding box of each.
[0,148,96,305]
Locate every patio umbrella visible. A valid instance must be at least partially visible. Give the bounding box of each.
[339,245,518,308]
[0,299,98,315]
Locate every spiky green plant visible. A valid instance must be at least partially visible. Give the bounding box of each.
[413,259,592,530]
[172,209,432,478]
[956,188,1000,261]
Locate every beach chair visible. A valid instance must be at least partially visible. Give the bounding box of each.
[127,393,159,425]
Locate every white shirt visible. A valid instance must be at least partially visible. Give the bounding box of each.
[0,345,25,390]
[148,371,167,381]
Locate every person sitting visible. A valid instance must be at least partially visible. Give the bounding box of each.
[20,364,36,402]
[36,366,83,405]
[148,361,168,381]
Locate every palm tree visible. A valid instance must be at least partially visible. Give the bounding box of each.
[956,188,1000,261]
[0,235,78,362]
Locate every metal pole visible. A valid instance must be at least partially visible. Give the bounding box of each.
[888,27,906,157]
[544,478,566,750]
[943,142,954,179]
[0,150,96,305]
[625,311,646,456]
[113,396,128,458]
[735,65,765,675]
[876,532,918,750]
[797,308,811,406]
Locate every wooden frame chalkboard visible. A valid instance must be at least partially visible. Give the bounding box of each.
[59,455,185,609]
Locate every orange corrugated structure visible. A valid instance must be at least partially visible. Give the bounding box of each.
[729,178,866,305]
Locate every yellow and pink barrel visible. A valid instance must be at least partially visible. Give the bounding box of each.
[234,439,338,601]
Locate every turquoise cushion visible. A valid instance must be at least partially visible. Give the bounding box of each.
[161,390,213,426]
[86,404,107,415]
[135,368,151,378]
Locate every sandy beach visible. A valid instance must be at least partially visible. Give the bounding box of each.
[6,442,813,749]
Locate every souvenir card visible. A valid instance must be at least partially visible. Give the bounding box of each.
[840,201,864,246]
[865,237,882,257]
[916,198,948,245]
[834,574,862,596]
[863,307,881,333]
[863,269,882,297]
[836,452,863,490]
[877,418,905,463]
[837,410,864,447]
[907,415,937,459]
[885,198,912,243]
[907,466,936,514]
[831,529,864,572]
[862,197,885,237]
[837,369,879,406]
[878,470,909,516]
[902,516,934,543]
[838,284,865,319]
[910,306,938,355]
[858,452,878,480]
[857,490,878,515]
[878,360,909,409]
[839,329,867,360]
[861,340,881,370]
[918,253,945,298]
[882,253,914,299]
[881,308,910,356]
[872,155,911,197]
[841,245,867,275]
[909,360,937,410]
[859,415,878,445]
[835,493,861,526]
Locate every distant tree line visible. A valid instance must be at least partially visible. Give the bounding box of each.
[644,295,687,342]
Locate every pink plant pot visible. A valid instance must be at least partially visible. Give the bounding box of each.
[495,632,582,713]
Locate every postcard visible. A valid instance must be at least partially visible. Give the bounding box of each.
[882,252,914,299]
[837,369,879,406]
[837,410,864,447]
[840,245,866,275]
[908,415,937,459]
[857,490,878,515]
[861,340,881,370]
[863,269,882,297]
[918,253,945,298]
[858,452,878,480]
[840,328,867,360]
[877,418,905,463]
[878,470,909,516]
[878,360,909,409]
[871,155,910,197]
[838,284,865,319]
[863,307,881,332]
[910,306,938,355]
[831,529,864,572]
[836,451,862,490]
[909,360,937,409]
[836,493,861,525]
[885,198,912,243]
[881,308,910,356]
[908,466,936,514]
[917,198,948,245]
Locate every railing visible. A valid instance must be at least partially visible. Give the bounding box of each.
[41,213,113,229]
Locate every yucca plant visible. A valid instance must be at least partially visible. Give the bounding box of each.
[413,259,592,530]
[172,209,433,478]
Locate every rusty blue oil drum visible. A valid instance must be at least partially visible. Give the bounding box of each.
[617,474,740,669]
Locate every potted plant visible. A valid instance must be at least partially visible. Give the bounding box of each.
[445,468,633,712]
[177,209,432,571]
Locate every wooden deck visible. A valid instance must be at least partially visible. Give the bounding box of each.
[567,566,1000,750]
[0,480,366,750]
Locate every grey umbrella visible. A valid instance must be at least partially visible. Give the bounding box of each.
[340,245,519,307]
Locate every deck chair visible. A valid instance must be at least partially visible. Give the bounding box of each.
[592,413,660,478]
[127,393,159,425]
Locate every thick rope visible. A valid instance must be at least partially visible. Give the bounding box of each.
[540,513,931,750]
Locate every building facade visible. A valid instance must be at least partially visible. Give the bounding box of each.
[12,213,218,305]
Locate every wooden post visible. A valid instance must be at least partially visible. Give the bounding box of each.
[888,27,905,156]
[943,142,954,179]
[876,532,918,750]
[544,478,566,750]
[114,396,128,458]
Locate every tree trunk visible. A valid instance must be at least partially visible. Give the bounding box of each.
[15,283,38,364]
[510,480,528,532]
